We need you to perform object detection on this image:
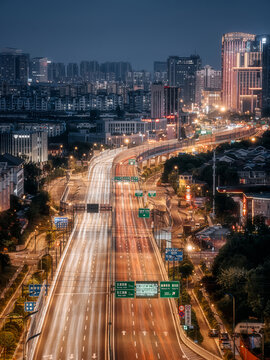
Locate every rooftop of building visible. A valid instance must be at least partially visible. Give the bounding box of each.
[0,153,24,166]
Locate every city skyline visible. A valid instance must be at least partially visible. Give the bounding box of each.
[1,0,270,70]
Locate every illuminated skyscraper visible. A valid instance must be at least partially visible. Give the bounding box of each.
[262,35,270,116]
[167,55,201,104]
[221,32,256,109]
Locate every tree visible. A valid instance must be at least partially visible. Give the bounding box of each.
[177,259,194,278]
[0,331,16,351]
[0,253,11,273]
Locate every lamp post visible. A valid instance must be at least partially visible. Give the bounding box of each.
[226,293,236,359]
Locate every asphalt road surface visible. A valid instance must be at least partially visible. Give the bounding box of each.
[113,157,204,360]
[34,150,120,360]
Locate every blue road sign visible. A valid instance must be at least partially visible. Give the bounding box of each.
[54,217,68,229]
[24,301,36,312]
[165,248,183,261]
[29,284,42,297]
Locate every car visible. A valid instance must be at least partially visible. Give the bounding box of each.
[219,333,229,341]
[208,329,219,337]
[220,341,231,350]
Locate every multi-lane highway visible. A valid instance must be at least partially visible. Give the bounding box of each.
[34,150,120,360]
[32,142,222,360]
[113,155,204,359]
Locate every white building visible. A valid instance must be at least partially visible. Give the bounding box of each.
[195,65,221,104]
[0,131,48,163]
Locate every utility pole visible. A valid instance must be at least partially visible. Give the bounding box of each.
[212,149,216,218]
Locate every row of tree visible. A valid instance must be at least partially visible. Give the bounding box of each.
[203,217,270,354]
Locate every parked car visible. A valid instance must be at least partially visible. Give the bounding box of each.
[220,341,231,350]
[219,332,229,342]
[208,329,219,337]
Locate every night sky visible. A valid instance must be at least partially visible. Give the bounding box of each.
[1,0,270,70]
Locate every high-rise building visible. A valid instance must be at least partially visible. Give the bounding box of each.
[151,83,164,118]
[30,57,49,83]
[262,35,270,117]
[0,131,48,163]
[67,63,79,81]
[221,32,256,110]
[80,61,99,81]
[153,61,167,83]
[100,62,132,82]
[195,65,221,104]
[167,55,201,104]
[164,86,180,119]
[232,46,262,112]
[0,48,29,83]
[48,62,66,82]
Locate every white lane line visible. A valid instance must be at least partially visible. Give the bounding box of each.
[155,341,158,347]
[134,341,136,347]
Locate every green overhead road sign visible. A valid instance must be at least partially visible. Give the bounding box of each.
[160,281,180,298]
[114,176,138,182]
[136,281,158,298]
[138,208,150,218]
[148,191,156,197]
[135,190,143,197]
[115,281,135,298]
[129,159,136,165]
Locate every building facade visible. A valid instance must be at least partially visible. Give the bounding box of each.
[221,32,256,110]
[0,48,29,83]
[30,57,49,83]
[167,55,201,104]
[262,35,270,116]
[195,65,221,104]
[0,131,48,163]
[151,83,164,118]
